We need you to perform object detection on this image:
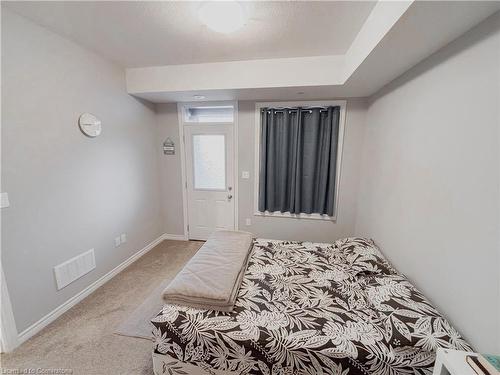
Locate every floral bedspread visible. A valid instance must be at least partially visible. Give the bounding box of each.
[152,237,471,375]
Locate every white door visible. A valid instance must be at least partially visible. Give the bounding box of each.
[184,125,235,240]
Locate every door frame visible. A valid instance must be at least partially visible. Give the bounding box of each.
[177,101,239,240]
[1,266,19,352]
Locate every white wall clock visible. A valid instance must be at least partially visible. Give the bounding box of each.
[78,113,102,137]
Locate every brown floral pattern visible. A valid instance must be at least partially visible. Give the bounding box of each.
[152,237,471,374]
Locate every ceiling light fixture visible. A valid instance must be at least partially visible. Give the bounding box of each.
[198,1,246,34]
[193,95,206,100]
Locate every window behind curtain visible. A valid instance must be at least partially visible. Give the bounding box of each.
[258,106,340,217]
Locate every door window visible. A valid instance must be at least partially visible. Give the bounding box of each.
[192,134,226,190]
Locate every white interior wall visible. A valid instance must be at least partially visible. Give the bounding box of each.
[2,4,499,355]
[155,100,368,242]
[1,10,164,334]
[355,12,500,352]
[237,100,367,242]
[156,103,185,237]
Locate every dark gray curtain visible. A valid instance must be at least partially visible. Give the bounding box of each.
[258,106,340,216]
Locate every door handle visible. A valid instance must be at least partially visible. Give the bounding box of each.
[227,194,233,200]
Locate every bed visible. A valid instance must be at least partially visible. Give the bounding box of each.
[151,237,472,375]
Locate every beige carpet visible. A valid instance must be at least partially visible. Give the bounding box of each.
[1,240,203,375]
[114,277,173,340]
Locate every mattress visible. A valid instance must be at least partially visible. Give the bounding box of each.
[152,237,472,375]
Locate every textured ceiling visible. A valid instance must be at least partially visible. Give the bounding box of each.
[3,1,377,68]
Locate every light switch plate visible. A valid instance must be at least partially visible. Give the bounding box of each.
[115,237,121,247]
[241,171,250,179]
[245,218,251,226]
[120,233,127,243]
[1,193,10,208]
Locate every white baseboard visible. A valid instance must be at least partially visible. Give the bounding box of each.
[17,233,167,345]
[163,233,188,241]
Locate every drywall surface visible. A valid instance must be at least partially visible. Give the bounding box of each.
[356,13,500,352]
[238,100,367,242]
[156,103,185,236]
[1,10,163,332]
[157,99,368,242]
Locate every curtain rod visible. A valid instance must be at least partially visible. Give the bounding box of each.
[262,106,332,110]
[262,107,331,114]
